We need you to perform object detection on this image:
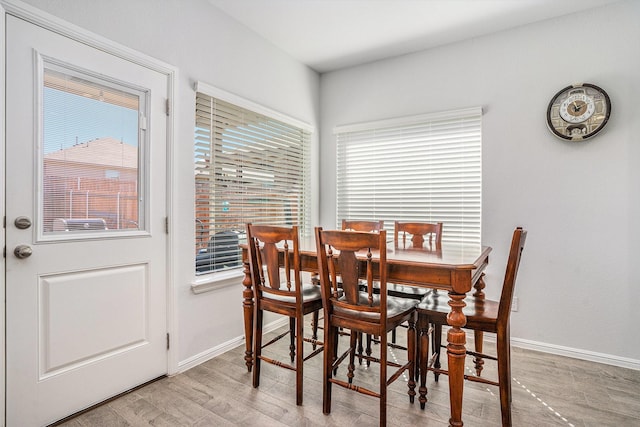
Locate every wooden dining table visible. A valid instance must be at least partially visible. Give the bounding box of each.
[240,237,491,427]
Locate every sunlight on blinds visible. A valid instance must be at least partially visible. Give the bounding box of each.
[195,92,311,274]
[335,107,482,244]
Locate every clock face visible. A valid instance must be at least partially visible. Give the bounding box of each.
[547,83,611,141]
[559,92,595,123]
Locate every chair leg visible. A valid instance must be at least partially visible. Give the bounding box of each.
[474,330,484,376]
[418,314,429,409]
[311,310,319,350]
[433,322,442,382]
[496,327,512,427]
[366,334,373,367]
[407,313,417,405]
[472,274,486,377]
[295,314,304,405]
[508,336,513,404]
[333,328,340,376]
[348,331,357,384]
[323,324,336,415]
[414,322,420,382]
[379,330,388,427]
[252,308,263,388]
[289,317,296,363]
[357,332,364,365]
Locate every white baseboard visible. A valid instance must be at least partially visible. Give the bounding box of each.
[510,337,640,371]
[473,331,640,370]
[176,317,289,374]
[177,320,640,374]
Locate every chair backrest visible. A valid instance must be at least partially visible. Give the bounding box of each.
[497,227,527,323]
[315,227,388,322]
[246,223,302,304]
[394,221,443,250]
[341,219,384,233]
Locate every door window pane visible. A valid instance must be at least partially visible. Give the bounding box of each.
[42,63,145,234]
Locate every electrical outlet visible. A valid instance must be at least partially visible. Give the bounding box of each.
[512,296,519,312]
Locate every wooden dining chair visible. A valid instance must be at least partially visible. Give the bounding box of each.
[246,223,324,405]
[340,219,384,360]
[417,227,527,427]
[315,227,417,427]
[312,220,383,324]
[394,221,443,251]
[391,221,443,301]
[341,219,385,233]
[389,221,443,348]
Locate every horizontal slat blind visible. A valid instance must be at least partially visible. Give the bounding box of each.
[42,64,142,234]
[195,92,311,274]
[336,108,482,244]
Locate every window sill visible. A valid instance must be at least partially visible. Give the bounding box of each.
[190,268,245,294]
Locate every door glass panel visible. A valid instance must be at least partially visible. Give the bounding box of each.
[41,62,146,235]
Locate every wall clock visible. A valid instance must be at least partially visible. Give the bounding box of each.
[546,83,611,141]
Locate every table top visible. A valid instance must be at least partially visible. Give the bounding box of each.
[241,236,491,291]
[293,237,491,271]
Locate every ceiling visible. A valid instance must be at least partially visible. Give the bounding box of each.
[208,0,620,73]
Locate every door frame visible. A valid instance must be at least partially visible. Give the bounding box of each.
[0,0,178,422]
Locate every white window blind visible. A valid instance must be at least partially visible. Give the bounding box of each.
[42,62,143,235]
[335,107,482,244]
[195,90,312,274]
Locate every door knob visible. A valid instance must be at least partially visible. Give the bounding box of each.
[14,245,33,259]
[14,216,32,229]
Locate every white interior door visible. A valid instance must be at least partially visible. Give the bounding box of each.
[5,15,168,426]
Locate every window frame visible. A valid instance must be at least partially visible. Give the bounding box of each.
[39,57,149,242]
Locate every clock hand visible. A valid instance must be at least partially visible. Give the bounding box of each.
[570,101,579,113]
[573,103,585,113]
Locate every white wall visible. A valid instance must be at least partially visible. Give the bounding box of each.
[320,1,640,365]
[19,0,320,367]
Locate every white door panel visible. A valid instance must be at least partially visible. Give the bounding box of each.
[6,15,168,426]
[40,264,148,377]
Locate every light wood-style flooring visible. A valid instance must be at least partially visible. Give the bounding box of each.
[57,321,640,426]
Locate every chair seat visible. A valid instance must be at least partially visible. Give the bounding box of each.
[334,293,417,323]
[387,283,432,299]
[418,293,499,330]
[371,282,432,298]
[262,282,322,304]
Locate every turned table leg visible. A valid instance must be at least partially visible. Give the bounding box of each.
[241,256,254,372]
[447,291,467,427]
